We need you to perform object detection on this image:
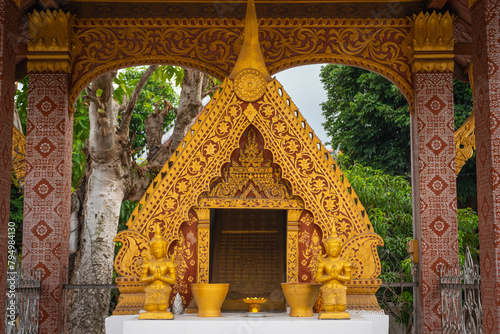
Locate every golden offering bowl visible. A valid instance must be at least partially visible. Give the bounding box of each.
[281,283,321,317]
[191,283,229,317]
[243,297,267,313]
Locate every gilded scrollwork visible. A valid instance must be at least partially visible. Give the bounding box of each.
[287,230,299,283]
[207,127,293,201]
[234,68,268,102]
[455,113,475,175]
[198,197,303,209]
[300,229,324,282]
[109,8,388,312]
[170,227,196,305]
[340,234,384,280]
[69,18,413,109]
[114,231,151,277]
[197,227,210,284]
[455,64,475,175]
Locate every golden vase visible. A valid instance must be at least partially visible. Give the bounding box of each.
[281,283,321,317]
[190,283,229,317]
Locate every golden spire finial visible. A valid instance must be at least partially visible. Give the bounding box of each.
[229,0,271,81]
[150,222,166,245]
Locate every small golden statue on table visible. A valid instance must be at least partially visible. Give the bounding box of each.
[139,223,176,320]
[315,230,352,320]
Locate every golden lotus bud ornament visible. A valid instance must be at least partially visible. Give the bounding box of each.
[138,223,176,320]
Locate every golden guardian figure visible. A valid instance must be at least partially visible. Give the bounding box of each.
[138,223,176,320]
[315,231,352,319]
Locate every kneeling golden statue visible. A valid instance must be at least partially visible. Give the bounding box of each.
[315,231,352,320]
[138,223,176,320]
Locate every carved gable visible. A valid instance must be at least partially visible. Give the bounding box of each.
[114,77,383,286]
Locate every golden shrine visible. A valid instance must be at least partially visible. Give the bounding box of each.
[113,0,383,316]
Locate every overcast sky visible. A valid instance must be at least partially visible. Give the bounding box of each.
[274,64,330,149]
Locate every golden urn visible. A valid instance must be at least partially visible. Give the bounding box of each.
[190,283,229,317]
[281,283,321,317]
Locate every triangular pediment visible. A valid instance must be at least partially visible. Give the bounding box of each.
[114,76,383,283]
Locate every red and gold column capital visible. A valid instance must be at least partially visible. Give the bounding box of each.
[411,11,455,74]
[27,10,73,74]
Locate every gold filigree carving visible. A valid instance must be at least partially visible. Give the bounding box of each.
[234,68,268,102]
[340,234,384,280]
[411,11,455,73]
[195,208,210,284]
[70,18,413,109]
[115,77,382,279]
[455,113,475,175]
[301,229,324,279]
[197,227,209,284]
[208,127,292,200]
[287,230,299,283]
[28,10,73,73]
[456,63,475,175]
[198,197,303,209]
[114,231,151,277]
[12,126,26,186]
[113,277,146,315]
[243,103,259,123]
[287,210,301,283]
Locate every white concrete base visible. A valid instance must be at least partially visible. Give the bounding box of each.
[106,313,389,334]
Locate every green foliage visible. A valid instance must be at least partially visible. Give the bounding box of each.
[320,64,476,208]
[341,160,413,277]
[72,94,90,190]
[118,200,137,233]
[151,66,185,87]
[454,80,474,130]
[320,65,410,175]
[342,159,479,264]
[457,207,479,263]
[114,66,179,159]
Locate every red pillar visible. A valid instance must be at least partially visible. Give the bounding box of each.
[0,0,17,330]
[471,0,500,331]
[23,73,73,334]
[22,10,73,333]
[410,12,459,333]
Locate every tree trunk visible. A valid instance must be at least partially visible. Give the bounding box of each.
[66,71,129,334]
[65,67,207,334]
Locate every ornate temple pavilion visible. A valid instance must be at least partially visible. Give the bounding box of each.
[0,0,497,333]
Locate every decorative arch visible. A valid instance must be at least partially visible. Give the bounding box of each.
[69,17,413,108]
